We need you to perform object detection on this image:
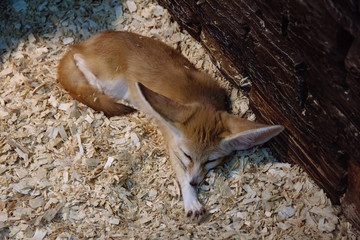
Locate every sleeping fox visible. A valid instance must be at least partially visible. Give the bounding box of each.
[57,30,284,220]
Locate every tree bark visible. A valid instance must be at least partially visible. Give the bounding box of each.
[157,0,360,230]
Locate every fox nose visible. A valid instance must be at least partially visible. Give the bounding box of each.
[189,180,198,187]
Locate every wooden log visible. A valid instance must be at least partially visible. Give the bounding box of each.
[157,0,360,229]
[342,158,360,230]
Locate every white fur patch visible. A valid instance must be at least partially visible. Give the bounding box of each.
[74,54,103,92]
[101,79,129,100]
[73,54,129,101]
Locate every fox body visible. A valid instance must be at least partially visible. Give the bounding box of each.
[58,30,284,220]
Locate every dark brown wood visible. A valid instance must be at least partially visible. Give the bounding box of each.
[342,158,360,230]
[157,0,360,229]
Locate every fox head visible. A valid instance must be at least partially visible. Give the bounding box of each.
[136,82,284,187]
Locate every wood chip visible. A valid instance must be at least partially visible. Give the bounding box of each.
[126,1,137,13]
[29,197,44,209]
[28,229,47,240]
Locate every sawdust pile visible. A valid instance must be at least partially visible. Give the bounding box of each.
[0,0,358,239]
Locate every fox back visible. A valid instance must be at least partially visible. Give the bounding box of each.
[57,30,284,220]
[58,31,228,115]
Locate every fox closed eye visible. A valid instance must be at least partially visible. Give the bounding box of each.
[205,158,217,165]
[182,150,193,161]
[206,153,223,163]
[203,153,225,170]
[204,158,221,170]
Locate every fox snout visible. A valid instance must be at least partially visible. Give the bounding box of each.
[189,180,198,187]
[186,163,208,187]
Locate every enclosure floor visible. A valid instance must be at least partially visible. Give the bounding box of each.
[0,0,358,239]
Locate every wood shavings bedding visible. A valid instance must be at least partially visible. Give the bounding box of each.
[0,0,358,239]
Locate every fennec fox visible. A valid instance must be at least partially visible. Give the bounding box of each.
[57,30,284,220]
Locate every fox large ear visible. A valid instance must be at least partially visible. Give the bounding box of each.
[220,115,284,152]
[136,82,195,133]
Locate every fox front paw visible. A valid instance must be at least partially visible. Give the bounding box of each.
[183,195,206,221]
[181,181,206,221]
[185,202,206,219]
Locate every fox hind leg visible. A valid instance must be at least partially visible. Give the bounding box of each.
[73,53,130,101]
[73,53,103,93]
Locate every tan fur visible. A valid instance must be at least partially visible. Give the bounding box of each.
[57,42,136,117]
[58,31,227,115]
[57,31,284,220]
